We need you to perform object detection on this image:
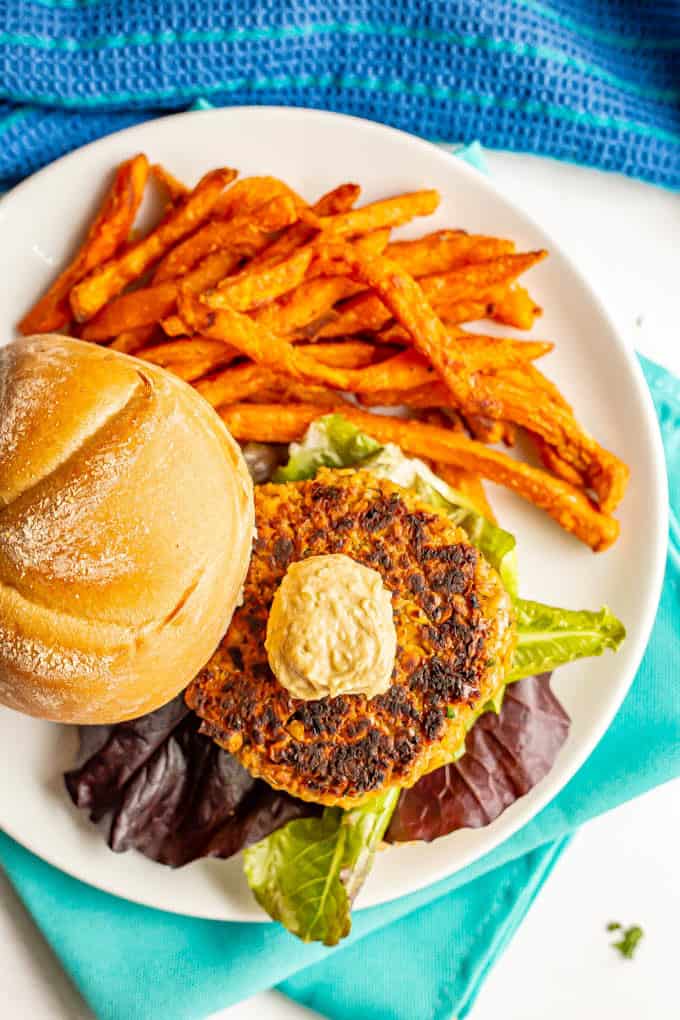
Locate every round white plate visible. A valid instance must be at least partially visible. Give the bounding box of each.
[0,108,667,922]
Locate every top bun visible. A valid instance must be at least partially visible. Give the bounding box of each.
[0,335,254,723]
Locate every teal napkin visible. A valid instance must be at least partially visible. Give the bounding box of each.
[1,143,678,1020]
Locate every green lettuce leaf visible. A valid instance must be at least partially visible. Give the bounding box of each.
[243,788,399,945]
[273,413,382,482]
[510,599,626,681]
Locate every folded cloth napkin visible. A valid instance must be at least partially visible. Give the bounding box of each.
[0,354,677,1020]
[0,1,679,189]
[0,133,678,1019]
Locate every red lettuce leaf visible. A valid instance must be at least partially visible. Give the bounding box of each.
[64,694,320,868]
[386,673,569,843]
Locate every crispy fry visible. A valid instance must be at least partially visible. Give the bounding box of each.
[493,285,542,330]
[306,247,628,508]
[179,291,437,395]
[437,298,498,325]
[359,381,450,408]
[137,338,238,381]
[249,230,391,337]
[80,245,243,340]
[150,163,189,203]
[70,167,236,321]
[297,341,380,368]
[161,314,188,337]
[467,372,629,511]
[248,381,342,407]
[212,176,304,218]
[153,194,298,282]
[245,183,361,269]
[386,230,514,276]
[308,246,481,410]
[517,364,573,412]
[197,363,345,408]
[318,190,439,237]
[433,460,497,523]
[378,324,554,366]
[532,434,584,487]
[313,183,361,215]
[219,403,619,551]
[317,251,547,338]
[204,246,314,311]
[19,154,149,334]
[197,362,277,405]
[462,414,512,445]
[109,324,156,353]
[252,277,355,336]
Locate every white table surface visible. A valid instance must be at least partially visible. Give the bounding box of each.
[1,150,679,1020]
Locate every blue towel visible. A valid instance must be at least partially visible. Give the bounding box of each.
[0,1,678,188]
[0,348,677,1020]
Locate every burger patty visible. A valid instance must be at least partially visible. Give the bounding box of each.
[187,469,515,807]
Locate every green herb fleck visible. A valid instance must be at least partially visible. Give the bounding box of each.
[610,924,643,959]
[446,706,456,719]
[606,921,622,932]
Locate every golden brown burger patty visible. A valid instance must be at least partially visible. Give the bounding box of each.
[187,469,515,807]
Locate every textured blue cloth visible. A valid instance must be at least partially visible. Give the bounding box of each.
[0,349,677,1020]
[0,1,679,188]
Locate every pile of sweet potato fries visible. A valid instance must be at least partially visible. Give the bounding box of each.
[19,154,629,551]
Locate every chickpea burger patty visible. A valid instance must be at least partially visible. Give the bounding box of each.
[187,468,515,807]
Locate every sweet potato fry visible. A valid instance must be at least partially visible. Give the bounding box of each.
[359,381,450,408]
[160,314,187,337]
[19,153,149,334]
[493,285,542,330]
[297,341,380,368]
[378,324,553,366]
[386,230,514,276]
[252,277,356,336]
[70,167,236,321]
[204,246,314,312]
[179,292,437,395]
[80,246,242,340]
[218,403,619,551]
[109,324,156,353]
[437,298,497,325]
[153,194,298,282]
[245,183,361,269]
[248,230,391,337]
[467,372,629,511]
[462,414,513,445]
[150,163,189,203]
[196,362,277,405]
[433,460,497,523]
[212,176,304,218]
[308,246,482,409]
[314,183,361,215]
[318,190,439,237]
[317,251,547,338]
[532,434,584,487]
[137,338,238,381]
[197,363,344,408]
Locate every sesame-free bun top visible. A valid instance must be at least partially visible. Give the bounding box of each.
[0,335,254,724]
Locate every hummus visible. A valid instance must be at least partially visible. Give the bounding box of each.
[265,553,397,701]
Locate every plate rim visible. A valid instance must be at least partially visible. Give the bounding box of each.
[0,105,669,921]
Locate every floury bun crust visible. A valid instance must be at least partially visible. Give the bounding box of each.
[0,335,254,723]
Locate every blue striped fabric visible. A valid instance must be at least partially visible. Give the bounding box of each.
[0,1,678,188]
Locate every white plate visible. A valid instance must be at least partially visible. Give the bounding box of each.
[0,107,667,922]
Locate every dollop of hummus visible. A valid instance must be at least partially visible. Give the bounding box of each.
[265,553,397,701]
